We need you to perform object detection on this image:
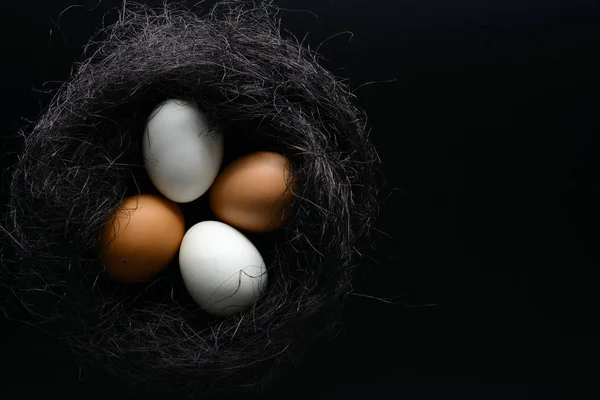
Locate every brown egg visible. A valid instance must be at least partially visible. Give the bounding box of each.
[100,194,185,282]
[210,151,295,232]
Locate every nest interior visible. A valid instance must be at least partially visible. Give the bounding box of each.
[0,1,381,397]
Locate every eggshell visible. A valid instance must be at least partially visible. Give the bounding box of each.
[179,221,267,317]
[100,194,185,282]
[143,99,224,203]
[209,152,294,232]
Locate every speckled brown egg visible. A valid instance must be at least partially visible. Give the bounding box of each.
[209,151,295,232]
[100,194,185,282]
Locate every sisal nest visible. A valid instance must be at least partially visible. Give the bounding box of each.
[1,1,380,398]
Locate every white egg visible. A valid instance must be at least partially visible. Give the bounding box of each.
[179,221,267,317]
[143,99,224,203]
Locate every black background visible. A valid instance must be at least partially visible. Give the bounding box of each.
[1,0,600,399]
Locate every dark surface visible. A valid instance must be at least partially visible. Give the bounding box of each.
[1,0,599,399]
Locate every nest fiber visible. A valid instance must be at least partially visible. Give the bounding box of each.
[1,1,379,396]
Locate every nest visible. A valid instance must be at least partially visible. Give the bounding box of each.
[1,1,380,398]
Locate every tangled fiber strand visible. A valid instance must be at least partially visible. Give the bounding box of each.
[1,1,380,397]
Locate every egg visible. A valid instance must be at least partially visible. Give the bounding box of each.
[100,194,185,282]
[209,152,295,232]
[179,221,267,317]
[142,99,224,203]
